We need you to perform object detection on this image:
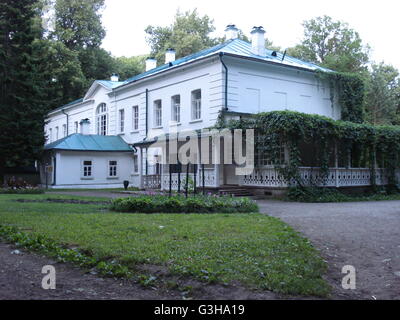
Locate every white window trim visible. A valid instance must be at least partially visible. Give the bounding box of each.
[132,106,139,131]
[81,159,94,180]
[191,89,202,121]
[154,100,162,128]
[118,109,125,134]
[171,95,181,124]
[132,155,139,175]
[107,160,119,179]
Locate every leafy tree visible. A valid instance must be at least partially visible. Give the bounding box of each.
[287,15,370,73]
[114,55,147,81]
[145,9,219,64]
[53,0,105,50]
[364,63,400,125]
[0,0,50,179]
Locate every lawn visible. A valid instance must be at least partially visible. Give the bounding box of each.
[0,194,330,296]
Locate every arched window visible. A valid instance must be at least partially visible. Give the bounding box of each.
[96,103,108,135]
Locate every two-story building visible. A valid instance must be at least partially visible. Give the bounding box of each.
[42,25,344,191]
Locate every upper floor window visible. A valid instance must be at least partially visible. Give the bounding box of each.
[171,95,181,123]
[55,126,59,140]
[63,124,67,137]
[96,103,108,136]
[74,121,79,133]
[191,90,201,120]
[119,109,125,133]
[154,100,162,127]
[132,106,139,131]
[49,128,52,143]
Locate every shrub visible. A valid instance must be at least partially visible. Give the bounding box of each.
[0,188,45,194]
[110,195,259,214]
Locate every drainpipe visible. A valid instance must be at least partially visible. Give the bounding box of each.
[219,52,228,111]
[61,109,69,136]
[145,89,149,138]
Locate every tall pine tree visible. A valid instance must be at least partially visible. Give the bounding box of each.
[0,0,49,181]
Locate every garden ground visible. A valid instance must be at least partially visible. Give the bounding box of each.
[1,191,399,299]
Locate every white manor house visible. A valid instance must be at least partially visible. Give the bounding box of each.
[42,25,384,192]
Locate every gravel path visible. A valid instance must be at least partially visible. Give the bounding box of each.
[258,200,400,300]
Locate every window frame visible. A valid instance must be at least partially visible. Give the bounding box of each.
[96,103,108,136]
[191,89,202,121]
[153,100,162,128]
[81,160,94,180]
[132,106,139,131]
[118,109,125,133]
[133,155,139,174]
[171,95,181,123]
[108,160,118,178]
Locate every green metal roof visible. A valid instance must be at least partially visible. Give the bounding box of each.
[45,134,134,152]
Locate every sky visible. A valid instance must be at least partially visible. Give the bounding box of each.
[102,0,400,70]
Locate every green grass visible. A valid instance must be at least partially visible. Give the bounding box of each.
[0,194,330,296]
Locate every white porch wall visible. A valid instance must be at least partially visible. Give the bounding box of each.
[50,151,137,189]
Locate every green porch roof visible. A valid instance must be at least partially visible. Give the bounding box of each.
[44,134,134,152]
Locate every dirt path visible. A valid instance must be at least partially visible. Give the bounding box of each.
[258,200,400,300]
[0,243,282,300]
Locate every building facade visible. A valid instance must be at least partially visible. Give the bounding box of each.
[42,25,346,190]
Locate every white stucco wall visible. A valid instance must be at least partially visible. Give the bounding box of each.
[50,151,138,189]
[225,57,341,119]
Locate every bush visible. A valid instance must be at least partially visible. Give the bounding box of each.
[0,188,45,194]
[110,195,259,214]
[287,186,400,203]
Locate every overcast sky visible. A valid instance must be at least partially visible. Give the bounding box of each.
[101,0,400,70]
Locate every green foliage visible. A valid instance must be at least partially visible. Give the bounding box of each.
[145,9,219,65]
[114,55,146,81]
[316,71,366,123]
[0,225,132,278]
[287,15,370,73]
[364,63,400,125]
[110,195,259,214]
[53,0,105,50]
[0,188,44,194]
[0,0,50,172]
[0,194,330,296]
[287,186,400,203]
[221,111,400,188]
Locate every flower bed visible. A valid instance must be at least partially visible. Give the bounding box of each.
[0,188,45,194]
[110,195,259,214]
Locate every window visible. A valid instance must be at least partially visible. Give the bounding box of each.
[96,103,108,135]
[49,128,52,143]
[191,90,201,120]
[82,161,93,178]
[108,160,117,177]
[256,143,285,166]
[154,100,162,127]
[63,124,67,137]
[171,95,181,123]
[55,127,59,140]
[119,109,125,133]
[132,106,139,131]
[74,121,79,133]
[133,155,139,173]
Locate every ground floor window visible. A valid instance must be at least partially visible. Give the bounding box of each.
[109,160,118,177]
[82,160,93,178]
[133,155,139,173]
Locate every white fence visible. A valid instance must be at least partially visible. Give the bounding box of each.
[240,167,400,188]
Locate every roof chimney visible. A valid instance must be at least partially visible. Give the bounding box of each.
[146,57,157,71]
[225,24,239,40]
[250,26,266,56]
[110,73,119,82]
[165,49,176,64]
[80,119,90,135]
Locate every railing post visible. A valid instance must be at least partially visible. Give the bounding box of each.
[335,168,339,188]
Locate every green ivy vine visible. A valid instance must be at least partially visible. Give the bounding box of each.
[219,111,400,189]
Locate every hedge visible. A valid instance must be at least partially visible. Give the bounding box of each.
[110,195,259,214]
